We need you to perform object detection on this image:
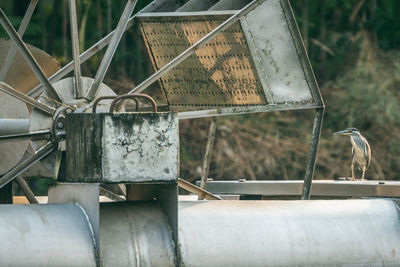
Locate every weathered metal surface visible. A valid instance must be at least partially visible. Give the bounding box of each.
[0,203,97,266]
[200,180,400,197]
[48,183,100,246]
[137,0,323,113]
[65,112,179,183]
[139,15,267,109]
[100,202,176,267]
[0,118,29,135]
[0,39,60,95]
[0,91,29,175]
[178,199,400,266]
[176,0,219,12]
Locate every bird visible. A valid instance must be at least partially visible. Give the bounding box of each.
[334,128,371,180]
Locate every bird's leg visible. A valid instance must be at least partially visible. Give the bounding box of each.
[361,167,366,181]
[351,162,355,181]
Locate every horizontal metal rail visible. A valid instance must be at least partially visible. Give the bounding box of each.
[0,129,51,143]
[198,180,400,198]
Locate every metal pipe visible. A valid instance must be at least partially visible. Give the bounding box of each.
[14,176,38,204]
[301,107,324,200]
[199,117,217,191]
[0,203,97,266]
[85,0,138,101]
[128,0,263,95]
[0,0,38,80]
[0,129,51,143]
[0,9,63,102]
[68,0,83,98]
[178,199,400,266]
[109,93,157,113]
[0,119,29,135]
[0,141,54,189]
[0,82,56,115]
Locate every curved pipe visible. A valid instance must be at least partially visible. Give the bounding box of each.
[109,94,157,113]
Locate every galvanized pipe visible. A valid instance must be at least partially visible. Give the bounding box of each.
[0,119,29,135]
[178,199,400,266]
[0,9,62,102]
[0,0,38,81]
[85,0,138,101]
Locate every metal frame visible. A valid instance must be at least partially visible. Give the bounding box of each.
[199,180,400,198]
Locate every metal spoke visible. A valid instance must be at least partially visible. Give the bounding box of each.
[0,142,54,190]
[15,176,38,204]
[0,8,63,102]
[0,0,38,81]
[0,82,56,115]
[0,129,51,143]
[85,0,138,101]
[128,0,260,95]
[68,0,83,98]
[27,9,143,98]
[178,178,222,200]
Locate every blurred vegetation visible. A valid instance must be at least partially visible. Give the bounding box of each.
[1,0,399,187]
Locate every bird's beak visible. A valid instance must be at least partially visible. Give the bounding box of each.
[334,130,350,135]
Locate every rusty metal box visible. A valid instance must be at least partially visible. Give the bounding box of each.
[64,112,178,183]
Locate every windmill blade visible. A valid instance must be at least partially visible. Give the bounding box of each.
[0,9,63,102]
[68,0,83,98]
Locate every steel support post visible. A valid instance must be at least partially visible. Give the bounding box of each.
[199,117,217,199]
[301,107,324,200]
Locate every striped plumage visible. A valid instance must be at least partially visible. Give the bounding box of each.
[335,128,371,180]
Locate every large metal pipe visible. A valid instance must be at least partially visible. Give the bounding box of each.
[0,203,97,266]
[178,199,400,266]
[1,199,400,266]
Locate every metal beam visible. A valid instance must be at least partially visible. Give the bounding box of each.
[15,176,38,204]
[0,0,38,81]
[128,0,263,95]
[199,117,217,193]
[68,0,83,98]
[0,82,56,115]
[301,107,324,199]
[0,9,63,102]
[85,0,138,101]
[0,129,51,143]
[0,142,54,190]
[178,178,221,200]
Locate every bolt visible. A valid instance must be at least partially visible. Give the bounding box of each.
[57,122,64,129]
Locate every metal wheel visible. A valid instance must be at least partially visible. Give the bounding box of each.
[0,0,139,196]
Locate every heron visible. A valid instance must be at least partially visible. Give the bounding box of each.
[334,128,371,180]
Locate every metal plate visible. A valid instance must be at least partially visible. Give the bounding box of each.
[140,15,267,111]
[0,39,60,95]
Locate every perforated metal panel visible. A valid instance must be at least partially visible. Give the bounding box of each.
[140,16,267,111]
